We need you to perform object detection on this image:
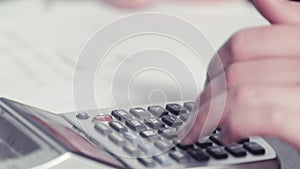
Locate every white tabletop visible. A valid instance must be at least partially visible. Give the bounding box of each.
[0,0,268,112]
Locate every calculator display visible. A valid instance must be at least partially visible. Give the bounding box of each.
[1,98,125,169]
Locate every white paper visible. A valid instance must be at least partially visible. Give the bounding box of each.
[0,0,268,113]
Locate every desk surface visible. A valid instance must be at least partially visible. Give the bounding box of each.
[0,0,267,112]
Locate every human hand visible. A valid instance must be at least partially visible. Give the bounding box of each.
[182,0,300,149]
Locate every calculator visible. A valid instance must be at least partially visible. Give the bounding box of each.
[0,98,280,169]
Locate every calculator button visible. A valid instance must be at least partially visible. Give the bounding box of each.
[243,142,265,155]
[93,114,112,123]
[212,129,219,134]
[138,158,155,168]
[108,133,126,146]
[183,102,194,112]
[209,134,223,146]
[166,104,187,116]
[140,129,158,139]
[94,123,112,135]
[111,109,132,122]
[179,113,190,122]
[225,143,247,157]
[238,138,250,144]
[162,115,183,127]
[154,140,173,151]
[125,119,147,132]
[123,144,140,157]
[207,147,228,159]
[153,154,172,166]
[148,106,169,117]
[144,118,164,129]
[176,143,194,150]
[187,149,210,161]
[76,112,90,120]
[169,151,189,163]
[130,107,151,120]
[196,139,213,148]
[109,121,128,133]
[158,128,178,140]
[123,132,143,145]
[138,143,157,155]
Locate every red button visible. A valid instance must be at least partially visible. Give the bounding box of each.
[93,114,113,122]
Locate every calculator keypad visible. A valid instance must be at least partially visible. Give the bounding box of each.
[70,102,273,168]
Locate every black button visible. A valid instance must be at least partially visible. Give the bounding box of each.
[158,127,178,140]
[212,129,219,134]
[125,120,147,132]
[169,151,189,163]
[209,134,223,146]
[207,147,228,159]
[162,115,183,127]
[109,121,128,133]
[176,143,194,150]
[196,139,213,148]
[187,149,209,161]
[243,142,265,155]
[129,107,151,120]
[137,158,155,168]
[183,102,194,112]
[140,129,158,139]
[166,104,187,115]
[144,118,164,129]
[148,106,169,117]
[225,143,247,157]
[111,109,132,122]
[237,138,250,144]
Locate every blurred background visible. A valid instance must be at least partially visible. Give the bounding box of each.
[0,0,268,113]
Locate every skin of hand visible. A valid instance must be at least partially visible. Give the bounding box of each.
[182,0,300,150]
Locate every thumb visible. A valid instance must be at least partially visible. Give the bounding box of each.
[252,0,300,25]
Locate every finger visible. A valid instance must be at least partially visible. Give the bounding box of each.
[207,26,300,80]
[183,84,300,145]
[182,91,227,144]
[222,105,300,150]
[252,0,300,25]
[202,58,300,101]
[221,85,300,149]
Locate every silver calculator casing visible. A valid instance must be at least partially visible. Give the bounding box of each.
[0,98,280,169]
